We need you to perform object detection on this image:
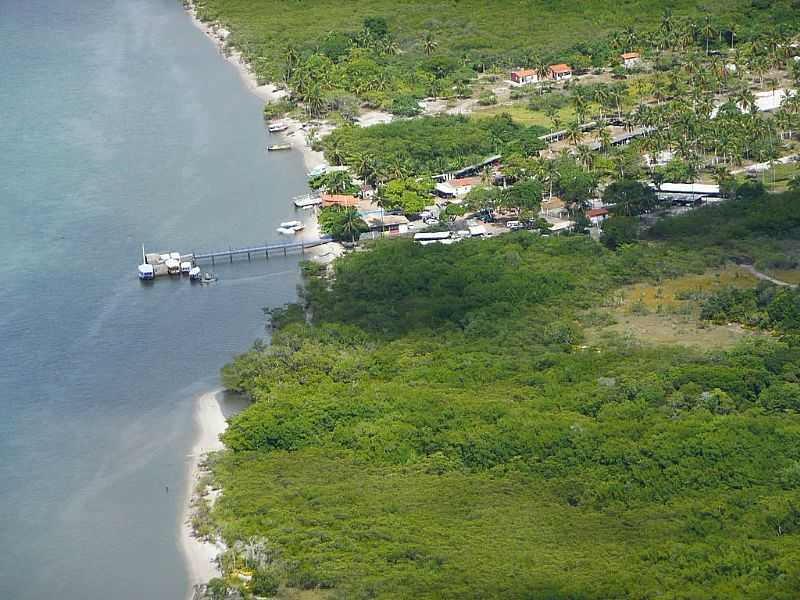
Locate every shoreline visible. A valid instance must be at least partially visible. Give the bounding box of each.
[180,390,228,599]
[184,1,327,174]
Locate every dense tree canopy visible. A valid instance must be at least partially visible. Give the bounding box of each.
[211,191,800,599]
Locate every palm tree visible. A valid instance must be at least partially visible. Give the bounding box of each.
[382,38,400,56]
[351,153,378,188]
[622,25,638,53]
[594,85,610,120]
[566,121,584,147]
[422,33,438,56]
[576,144,594,172]
[598,127,613,153]
[572,93,589,124]
[729,23,737,50]
[702,17,715,56]
[535,59,551,91]
[304,84,326,118]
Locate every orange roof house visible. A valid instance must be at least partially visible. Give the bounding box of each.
[549,63,572,79]
[321,194,359,207]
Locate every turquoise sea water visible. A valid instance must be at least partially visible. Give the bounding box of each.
[0,1,311,597]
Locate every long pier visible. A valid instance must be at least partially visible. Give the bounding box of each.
[193,238,328,265]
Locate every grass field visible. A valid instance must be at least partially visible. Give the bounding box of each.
[587,267,764,348]
[472,103,580,129]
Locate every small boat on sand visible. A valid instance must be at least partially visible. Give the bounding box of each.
[268,122,289,133]
[267,143,291,152]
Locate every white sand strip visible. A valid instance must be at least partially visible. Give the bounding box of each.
[181,390,227,598]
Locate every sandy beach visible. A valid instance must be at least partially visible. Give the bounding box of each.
[180,390,227,598]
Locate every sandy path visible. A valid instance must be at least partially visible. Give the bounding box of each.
[739,264,798,288]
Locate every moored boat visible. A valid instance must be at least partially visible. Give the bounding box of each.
[189,266,202,281]
[137,264,154,280]
[180,261,193,275]
[267,143,291,152]
[165,258,181,275]
[277,220,305,234]
[268,122,289,133]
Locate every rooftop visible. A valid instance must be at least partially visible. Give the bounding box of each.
[620,52,640,59]
[550,63,572,74]
[321,194,359,207]
[586,208,609,218]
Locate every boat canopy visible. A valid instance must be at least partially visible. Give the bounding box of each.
[138,264,154,275]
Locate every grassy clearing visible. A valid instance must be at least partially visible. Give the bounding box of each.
[586,267,764,348]
[611,266,758,314]
[472,103,579,129]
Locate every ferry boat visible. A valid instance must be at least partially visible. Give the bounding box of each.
[268,122,289,133]
[180,261,193,275]
[189,266,202,281]
[267,143,291,152]
[137,264,154,280]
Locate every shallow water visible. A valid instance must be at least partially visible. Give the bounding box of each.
[0,0,310,597]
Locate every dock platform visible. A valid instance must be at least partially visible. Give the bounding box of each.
[193,239,328,265]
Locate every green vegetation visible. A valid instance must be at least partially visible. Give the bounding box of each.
[208,191,800,599]
[377,177,433,215]
[317,206,368,242]
[195,0,798,110]
[321,114,546,179]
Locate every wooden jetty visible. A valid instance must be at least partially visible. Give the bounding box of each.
[192,238,327,265]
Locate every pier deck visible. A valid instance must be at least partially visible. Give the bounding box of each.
[192,238,328,265]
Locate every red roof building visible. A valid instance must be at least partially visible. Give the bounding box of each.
[511,68,539,84]
[549,63,572,80]
[321,194,359,207]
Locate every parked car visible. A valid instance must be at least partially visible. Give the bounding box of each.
[506,220,523,230]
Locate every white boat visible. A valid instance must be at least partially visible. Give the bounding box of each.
[180,261,193,274]
[165,258,181,274]
[189,266,202,281]
[277,221,305,234]
[268,122,289,133]
[138,264,154,280]
[307,165,327,178]
[169,252,181,261]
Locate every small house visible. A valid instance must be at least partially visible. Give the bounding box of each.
[585,208,609,225]
[511,68,539,85]
[435,176,482,198]
[539,196,567,219]
[620,52,640,69]
[549,63,572,81]
[365,214,409,235]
